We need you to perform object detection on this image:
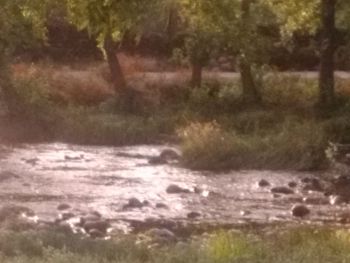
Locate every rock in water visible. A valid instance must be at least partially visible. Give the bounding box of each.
[89,229,105,239]
[187,212,201,219]
[57,204,71,211]
[258,179,270,187]
[123,198,144,209]
[291,205,310,218]
[288,181,297,188]
[146,228,177,243]
[83,220,110,233]
[160,149,181,161]
[166,184,190,194]
[271,187,294,195]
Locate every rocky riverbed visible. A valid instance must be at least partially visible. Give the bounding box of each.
[0,143,350,238]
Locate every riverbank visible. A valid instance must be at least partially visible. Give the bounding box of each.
[0,226,349,263]
[1,68,350,171]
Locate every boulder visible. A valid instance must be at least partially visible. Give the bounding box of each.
[271,187,294,195]
[83,220,110,234]
[0,205,34,222]
[258,179,270,187]
[291,205,310,218]
[88,229,105,238]
[123,198,145,209]
[155,203,169,209]
[59,212,75,221]
[160,149,181,161]
[79,213,102,227]
[302,178,323,192]
[146,228,177,244]
[57,203,71,211]
[166,184,190,194]
[288,182,298,188]
[187,212,201,219]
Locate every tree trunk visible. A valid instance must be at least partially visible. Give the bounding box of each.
[318,0,336,108]
[191,63,202,89]
[103,34,127,92]
[239,0,261,104]
[239,57,261,104]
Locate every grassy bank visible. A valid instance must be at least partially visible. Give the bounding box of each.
[2,66,350,170]
[0,227,350,262]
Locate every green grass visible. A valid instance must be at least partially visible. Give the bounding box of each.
[2,71,350,170]
[1,227,350,263]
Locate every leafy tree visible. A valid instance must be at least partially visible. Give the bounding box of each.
[267,0,350,109]
[0,0,48,112]
[180,0,275,103]
[66,0,157,98]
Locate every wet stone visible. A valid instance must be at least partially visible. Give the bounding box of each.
[156,203,168,209]
[146,228,177,244]
[60,212,75,221]
[338,212,350,224]
[288,182,298,188]
[123,198,144,209]
[271,187,294,195]
[291,205,310,218]
[159,149,181,161]
[301,177,312,184]
[56,221,73,234]
[0,205,34,222]
[89,229,106,239]
[57,203,71,211]
[79,214,101,226]
[258,179,270,187]
[187,212,201,219]
[302,178,323,192]
[143,200,151,206]
[166,184,190,194]
[272,194,281,198]
[83,220,110,234]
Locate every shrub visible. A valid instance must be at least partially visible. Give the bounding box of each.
[179,117,328,171]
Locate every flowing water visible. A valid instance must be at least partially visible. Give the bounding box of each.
[0,143,346,231]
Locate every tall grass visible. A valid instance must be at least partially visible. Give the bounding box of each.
[179,117,329,171]
[0,228,350,263]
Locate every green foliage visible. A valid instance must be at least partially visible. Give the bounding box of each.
[179,117,328,171]
[2,228,350,263]
[66,0,158,48]
[0,0,48,57]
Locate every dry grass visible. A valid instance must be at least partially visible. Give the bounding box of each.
[11,63,114,106]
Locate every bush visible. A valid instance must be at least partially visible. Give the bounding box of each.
[179,117,328,171]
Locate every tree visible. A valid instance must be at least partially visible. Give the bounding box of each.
[267,0,350,109]
[319,0,336,108]
[0,0,48,113]
[180,0,274,103]
[66,0,157,98]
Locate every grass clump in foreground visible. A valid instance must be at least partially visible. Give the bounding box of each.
[1,227,350,263]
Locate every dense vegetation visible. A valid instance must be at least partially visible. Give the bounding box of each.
[1,227,350,263]
[1,0,350,171]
